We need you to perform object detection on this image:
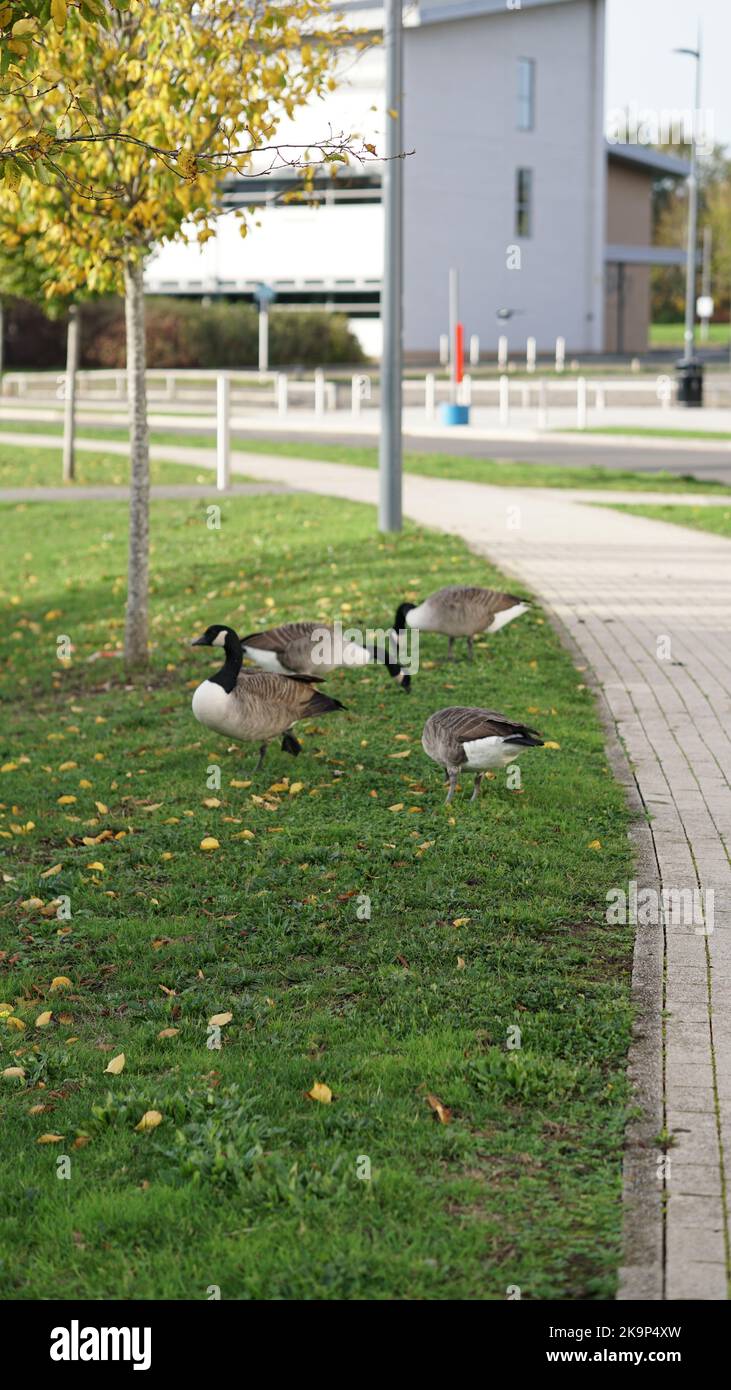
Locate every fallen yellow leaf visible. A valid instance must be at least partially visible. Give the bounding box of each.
[2,1066,26,1080]
[307,1081,333,1104]
[86,861,105,872]
[134,1110,163,1132]
[158,1027,179,1039]
[208,1011,232,1027]
[35,1011,52,1028]
[200,837,220,852]
[425,1093,451,1124]
[37,1133,65,1144]
[40,864,62,879]
[452,917,471,928]
[202,797,221,808]
[544,741,561,750]
[104,1053,125,1075]
[57,795,76,805]
[49,976,72,991]
[95,801,109,815]
[588,839,602,851]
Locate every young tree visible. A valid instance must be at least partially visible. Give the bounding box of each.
[0,1,358,667]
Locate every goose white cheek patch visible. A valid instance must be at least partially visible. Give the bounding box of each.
[212,631,227,647]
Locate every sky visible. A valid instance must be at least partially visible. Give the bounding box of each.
[606,0,731,149]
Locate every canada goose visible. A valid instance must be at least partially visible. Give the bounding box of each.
[422,706,544,802]
[191,624,345,769]
[394,586,529,660]
[241,620,410,691]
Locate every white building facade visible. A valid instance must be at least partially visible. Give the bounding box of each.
[146,0,681,357]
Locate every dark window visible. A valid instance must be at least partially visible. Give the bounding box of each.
[515,168,533,237]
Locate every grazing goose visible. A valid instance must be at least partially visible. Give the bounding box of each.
[191,624,345,769]
[394,586,529,660]
[422,706,544,803]
[241,620,410,691]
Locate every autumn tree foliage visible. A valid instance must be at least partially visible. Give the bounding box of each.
[0,0,355,667]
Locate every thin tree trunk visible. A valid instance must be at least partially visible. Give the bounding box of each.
[0,300,4,384]
[62,306,79,483]
[123,260,150,669]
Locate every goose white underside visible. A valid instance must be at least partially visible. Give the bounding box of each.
[243,641,371,674]
[242,646,288,674]
[486,602,529,634]
[462,736,522,770]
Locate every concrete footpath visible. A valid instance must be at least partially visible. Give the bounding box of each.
[5,431,731,1299]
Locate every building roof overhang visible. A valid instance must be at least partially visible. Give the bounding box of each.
[606,143,691,178]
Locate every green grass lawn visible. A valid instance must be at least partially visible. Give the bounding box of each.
[578,426,731,443]
[604,502,731,540]
[0,489,635,1301]
[650,322,730,347]
[0,422,727,493]
[0,442,215,489]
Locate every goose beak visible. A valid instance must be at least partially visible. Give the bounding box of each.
[190,635,208,646]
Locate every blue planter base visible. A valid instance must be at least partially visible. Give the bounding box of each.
[439,403,471,426]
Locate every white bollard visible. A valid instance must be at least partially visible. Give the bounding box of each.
[277,373,288,416]
[425,372,436,421]
[469,334,480,367]
[576,376,587,430]
[498,335,509,370]
[499,374,510,426]
[460,374,472,407]
[351,375,361,415]
[538,379,548,428]
[166,373,176,402]
[216,374,230,491]
[555,336,565,373]
[314,369,325,416]
[526,337,536,374]
[116,371,125,401]
[521,384,530,409]
[595,385,606,411]
[439,334,449,367]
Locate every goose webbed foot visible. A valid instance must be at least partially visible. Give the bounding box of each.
[471,772,484,802]
[281,732,302,757]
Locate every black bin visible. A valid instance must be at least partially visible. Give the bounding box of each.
[675,359,704,408]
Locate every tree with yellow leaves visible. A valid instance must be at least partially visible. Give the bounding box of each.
[0,1,360,667]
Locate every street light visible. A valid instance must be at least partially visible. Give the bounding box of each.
[378,0,403,532]
[673,32,703,405]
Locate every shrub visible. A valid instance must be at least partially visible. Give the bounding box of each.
[2,295,366,369]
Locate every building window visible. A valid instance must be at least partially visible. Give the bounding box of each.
[517,58,535,131]
[515,168,533,237]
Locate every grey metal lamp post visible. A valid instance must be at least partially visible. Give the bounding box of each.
[674,33,703,406]
[378,0,403,532]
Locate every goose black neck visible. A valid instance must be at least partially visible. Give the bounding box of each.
[210,629,243,693]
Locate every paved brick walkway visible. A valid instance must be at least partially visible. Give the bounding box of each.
[218,449,731,1302]
[7,430,731,1298]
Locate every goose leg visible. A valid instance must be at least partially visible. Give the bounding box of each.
[254,742,268,772]
[281,731,302,757]
[444,768,459,804]
[447,637,455,661]
[471,772,484,802]
[466,636,474,662]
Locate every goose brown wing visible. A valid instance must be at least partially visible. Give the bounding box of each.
[240,621,319,653]
[233,670,343,723]
[437,706,542,744]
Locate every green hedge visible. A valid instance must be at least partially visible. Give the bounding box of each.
[2,296,366,369]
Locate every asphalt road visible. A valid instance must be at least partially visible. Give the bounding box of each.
[226,425,731,485]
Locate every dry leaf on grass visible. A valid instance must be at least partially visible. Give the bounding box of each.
[425,1094,452,1125]
[307,1082,333,1104]
[208,1011,232,1027]
[104,1053,125,1075]
[134,1110,163,1132]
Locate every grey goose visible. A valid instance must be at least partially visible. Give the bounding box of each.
[422,706,544,802]
[191,624,345,769]
[241,620,410,690]
[394,585,529,660]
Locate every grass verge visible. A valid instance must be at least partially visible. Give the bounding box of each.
[602,502,731,539]
[0,423,727,493]
[0,442,223,490]
[0,491,634,1300]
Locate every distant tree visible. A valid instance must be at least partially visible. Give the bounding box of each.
[652,143,731,324]
[0,1,360,668]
